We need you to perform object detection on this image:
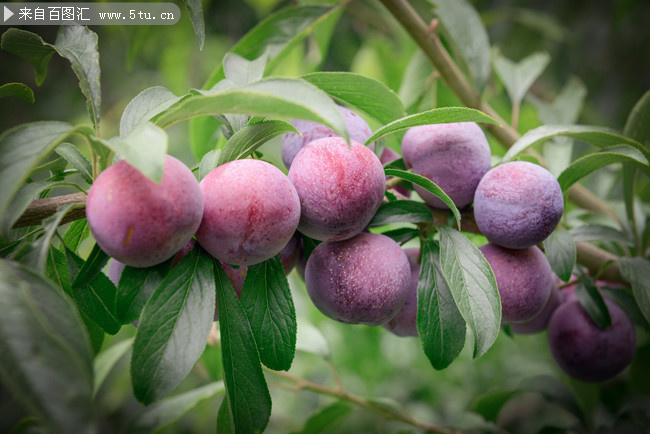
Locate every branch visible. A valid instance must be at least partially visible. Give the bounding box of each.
[379,0,624,281]
[12,192,87,228]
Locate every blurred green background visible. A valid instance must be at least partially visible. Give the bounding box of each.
[1,0,649,432]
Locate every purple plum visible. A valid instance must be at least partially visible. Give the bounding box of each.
[384,248,420,337]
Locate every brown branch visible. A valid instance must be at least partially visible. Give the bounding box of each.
[12,192,87,229]
[379,0,624,281]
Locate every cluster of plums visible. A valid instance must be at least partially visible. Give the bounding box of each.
[86,105,636,383]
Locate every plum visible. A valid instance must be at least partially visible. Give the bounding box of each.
[474,161,564,249]
[401,122,491,209]
[511,284,563,334]
[384,248,420,337]
[281,105,373,170]
[288,137,385,242]
[305,233,411,326]
[196,159,301,266]
[479,242,553,324]
[547,299,636,382]
[86,155,203,268]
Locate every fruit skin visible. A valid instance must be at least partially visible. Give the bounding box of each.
[196,159,301,266]
[288,137,385,242]
[383,248,419,337]
[479,242,553,324]
[281,105,373,170]
[510,284,563,334]
[401,122,491,209]
[547,299,636,382]
[474,161,564,249]
[86,155,203,268]
[305,233,411,326]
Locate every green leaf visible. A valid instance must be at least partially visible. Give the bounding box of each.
[66,247,121,335]
[199,149,221,181]
[600,287,650,330]
[0,260,94,433]
[369,200,433,227]
[502,125,647,162]
[1,29,56,85]
[96,123,168,183]
[0,181,52,238]
[417,239,466,370]
[295,318,330,358]
[570,224,633,246]
[301,72,405,125]
[379,227,420,244]
[543,230,576,282]
[365,107,498,145]
[575,278,611,329]
[623,90,650,144]
[71,243,109,288]
[0,82,34,103]
[153,78,348,141]
[398,50,435,109]
[131,247,215,404]
[181,0,205,50]
[437,226,501,358]
[223,52,268,86]
[0,121,81,217]
[619,257,650,323]
[62,219,91,253]
[240,256,297,371]
[215,259,272,433]
[472,390,520,423]
[14,203,81,272]
[493,52,550,108]
[557,146,650,191]
[94,338,134,395]
[116,261,171,325]
[55,142,93,184]
[217,395,232,434]
[218,120,298,166]
[120,86,180,138]
[297,402,353,434]
[128,382,226,434]
[433,0,491,91]
[384,168,461,229]
[203,5,344,88]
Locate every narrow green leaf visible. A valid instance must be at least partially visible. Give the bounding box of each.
[217,395,232,434]
[433,0,491,91]
[493,52,550,107]
[116,261,171,324]
[95,123,168,183]
[0,121,80,216]
[417,239,466,370]
[379,227,420,244]
[600,287,650,330]
[215,259,272,433]
[199,149,221,181]
[0,82,35,103]
[365,107,498,145]
[153,78,347,141]
[203,5,344,88]
[0,260,94,433]
[619,257,650,323]
[180,0,205,50]
[218,120,298,166]
[398,50,435,109]
[66,247,121,335]
[297,402,353,434]
[131,247,215,404]
[120,86,180,138]
[543,230,576,282]
[623,90,650,145]
[384,168,460,229]
[437,226,501,358]
[62,219,91,253]
[503,125,647,162]
[14,203,81,272]
[369,200,433,227]
[0,181,51,238]
[1,29,56,85]
[46,246,70,292]
[301,72,405,125]
[570,224,633,246]
[72,243,109,288]
[223,52,268,86]
[128,382,226,434]
[295,318,330,358]
[82,312,105,356]
[557,146,650,191]
[94,338,134,395]
[240,256,297,371]
[575,278,611,329]
[55,142,93,184]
